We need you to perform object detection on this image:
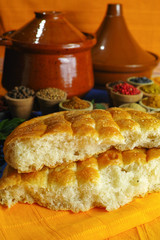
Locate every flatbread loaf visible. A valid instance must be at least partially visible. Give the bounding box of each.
[1,148,160,212]
[3,108,160,173]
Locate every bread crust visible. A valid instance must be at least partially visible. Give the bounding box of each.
[4,108,160,172]
[1,148,160,212]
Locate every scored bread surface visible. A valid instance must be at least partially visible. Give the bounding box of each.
[4,108,160,173]
[1,148,160,212]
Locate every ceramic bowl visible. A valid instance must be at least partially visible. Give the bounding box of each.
[127,77,153,87]
[4,94,34,119]
[59,99,93,111]
[139,98,160,112]
[110,89,143,107]
[36,92,67,115]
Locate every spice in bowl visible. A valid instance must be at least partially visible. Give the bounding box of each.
[140,83,160,95]
[5,86,35,119]
[36,87,66,100]
[127,76,153,86]
[36,88,67,115]
[7,86,35,99]
[119,103,146,112]
[62,96,90,109]
[108,81,126,88]
[106,81,126,93]
[110,83,143,107]
[142,96,160,109]
[59,96,93,111]
[113,82,140,95]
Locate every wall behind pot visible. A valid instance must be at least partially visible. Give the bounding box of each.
[0,0,160,55]
[0,0,159,95]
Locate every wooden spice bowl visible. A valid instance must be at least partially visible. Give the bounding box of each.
[110,89,143,107]
[4,94,35,119]
[36,88,67,115]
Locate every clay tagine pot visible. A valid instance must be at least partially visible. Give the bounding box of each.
[0,11,96,97]
[92,4,159,88]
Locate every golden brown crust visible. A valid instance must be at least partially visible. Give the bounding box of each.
[0,147,159,189]
[1,147,160,212]
[4,109,123,151]
[4,108,160,173]
[108,108,160,132]
[5,108,160,150]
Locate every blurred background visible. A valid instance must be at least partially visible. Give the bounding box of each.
[0,0,159,94]
[0,0,160,54]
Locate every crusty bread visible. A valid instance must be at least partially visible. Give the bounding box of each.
[4,108,160,173]
[1,148,160,212]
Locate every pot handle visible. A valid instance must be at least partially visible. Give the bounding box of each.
[0,30,15,46]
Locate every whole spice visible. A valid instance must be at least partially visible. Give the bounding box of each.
[141,84,160,94]
[62,96,90,109]
[113,82,140,95]
[108,81,125,88]
[129,77,152,84]
[8,86,35,99]
[142,96,160,108]
[37,88,66,100]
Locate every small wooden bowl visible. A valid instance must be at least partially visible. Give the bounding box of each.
[5,94,34,119]
[110,89,143,107]
[36,93,67,115]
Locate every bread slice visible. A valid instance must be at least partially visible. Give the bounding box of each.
[1,148,160,212]
[4,108,160,173]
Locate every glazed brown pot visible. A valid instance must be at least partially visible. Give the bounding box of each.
[92,4,159,87]
[0,11,96,97]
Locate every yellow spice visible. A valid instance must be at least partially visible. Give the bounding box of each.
[141,84,160,94]
[142,96,160,108]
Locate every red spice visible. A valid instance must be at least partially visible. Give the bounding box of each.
[113,83,140,95]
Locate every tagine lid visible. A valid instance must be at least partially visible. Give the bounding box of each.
[92,4,159,72]
[7,11,96,51]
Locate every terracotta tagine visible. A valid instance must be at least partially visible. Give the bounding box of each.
[0,11,96,97]
[92,4,159,88]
